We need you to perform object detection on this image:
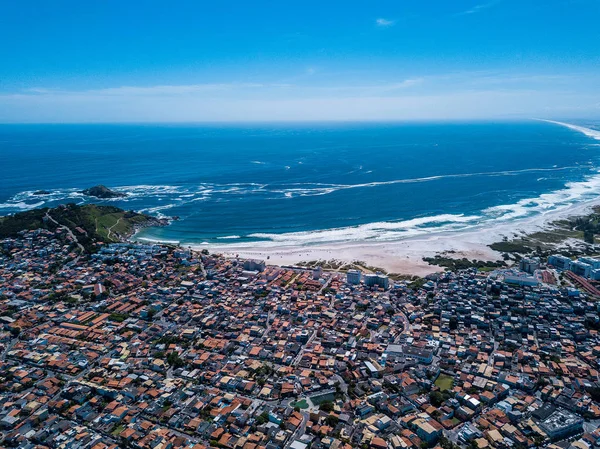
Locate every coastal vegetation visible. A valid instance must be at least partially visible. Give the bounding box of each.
[488,241,532,254]
[417,207,600,272]
[572,211,600,243]
[487,206,600,260]
[423,255,507,272]
[0,208,47,238]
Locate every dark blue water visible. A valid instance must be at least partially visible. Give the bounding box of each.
[1,120,599,247]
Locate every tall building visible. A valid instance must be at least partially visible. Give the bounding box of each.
[346,269,362,285]
[519,257,540,274]
[364,273,378,287]
[547,255,571,270]
[569,260,592,278]
[364,272,390,289]
[578,256,600,269]
[312,266,322,280]
[243,259,266,272]
[377,274,390,290]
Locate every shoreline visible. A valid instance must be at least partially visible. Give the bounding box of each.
[132,197,600,277]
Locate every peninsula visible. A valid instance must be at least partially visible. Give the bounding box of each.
[0,203,164,252]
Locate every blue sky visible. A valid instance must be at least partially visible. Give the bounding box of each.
[0,0,599,122]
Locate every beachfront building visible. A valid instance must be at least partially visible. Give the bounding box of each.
[312,265,322,279]
[548,254,571,270]
[569,260,592,278]
[364,272,389,289]
[378,274,390,289]
[243,259,266,272]
[346,269,362,285]
[547,254,600,280]
[519,257,540,274]
[578,256,600,269]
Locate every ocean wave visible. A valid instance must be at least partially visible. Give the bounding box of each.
[213,171,600,248]
[117,167,590,204]
[0,165,586,215]
[244,214,483,246]
[538,120,600,141]
[483,173,600,221]
[117,185,184,198]
[3,119,600,245]
[0,200,45,211]
[139,203,179,215]
[136,237,181,244]
[0,187,90,211]
[283,166,581,197]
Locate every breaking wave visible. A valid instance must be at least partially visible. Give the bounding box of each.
[539,119,600,141]
[202,171,600,248]
[2,120,600,248]
[246,214,483,245]
[0,165,585,213]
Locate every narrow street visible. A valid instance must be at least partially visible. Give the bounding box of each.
[45,212,85,254]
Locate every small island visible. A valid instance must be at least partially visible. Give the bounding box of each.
[81,184,127,199]
[32,190,51,195]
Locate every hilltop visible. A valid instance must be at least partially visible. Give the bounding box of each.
[0,203,164,252]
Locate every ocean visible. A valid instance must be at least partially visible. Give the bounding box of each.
[1,120,600,248]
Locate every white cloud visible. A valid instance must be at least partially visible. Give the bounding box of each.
[23,83,282,97]
[456,1,500,16]
[385,78,423,89]
[2,71,599,122]
[304,78,424,93]
[375,18,395,27]
[2,88,597,123]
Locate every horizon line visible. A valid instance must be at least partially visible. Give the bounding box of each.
[0,117,591,126]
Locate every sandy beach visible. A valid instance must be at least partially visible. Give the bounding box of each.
[201,199,600,276]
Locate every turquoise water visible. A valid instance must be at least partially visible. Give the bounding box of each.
[1,120,600,247]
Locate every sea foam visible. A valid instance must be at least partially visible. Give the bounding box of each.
[208,121,600,247]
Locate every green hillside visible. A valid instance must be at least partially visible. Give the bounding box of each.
[0,204,160,251]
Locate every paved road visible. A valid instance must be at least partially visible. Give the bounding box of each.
[292,329,318,367]
[45,212,85,254]
[317,276,333,295]
[332,374,348,395]
[263,311,273,340]
[393,310,411,343]
[584,419,600,433]
[284,411,309,449]
[0,338,17,361]
[106,217,122,240]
